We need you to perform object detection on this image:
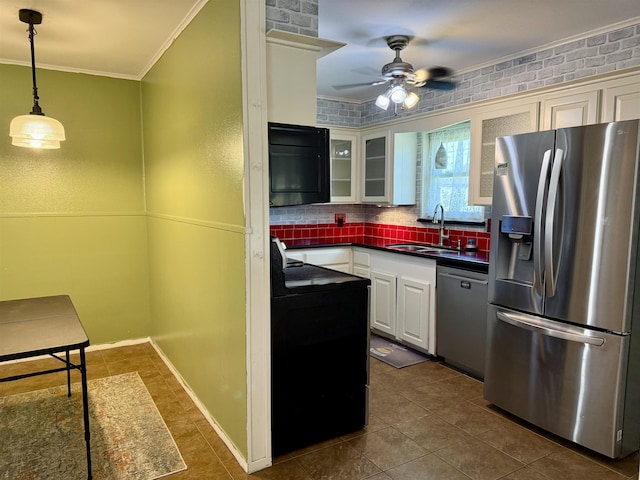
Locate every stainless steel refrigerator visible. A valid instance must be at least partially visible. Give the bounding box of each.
[485,119,640,459]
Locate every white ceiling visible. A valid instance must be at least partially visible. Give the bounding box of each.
[0,0,206,79]
[0,0,638,102]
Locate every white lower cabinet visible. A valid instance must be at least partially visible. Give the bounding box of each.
[364,249,436,354]
[397,277,431,351]
[285,247,351,273]
[352,248,371,278]
[370,270,397,337]
[286,246,436,353]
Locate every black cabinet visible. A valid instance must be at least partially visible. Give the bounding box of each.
[268,122,330,207]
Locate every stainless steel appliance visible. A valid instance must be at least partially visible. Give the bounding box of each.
[485,120,640,459]
[437,264,488,379]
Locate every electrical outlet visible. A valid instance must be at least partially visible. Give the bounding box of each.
[335,213,346,227]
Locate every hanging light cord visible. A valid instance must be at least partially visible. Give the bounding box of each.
[26,19,44,116]
[9,8,65,149]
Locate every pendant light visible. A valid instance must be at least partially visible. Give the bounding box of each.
[9,9,65,149]
[435,142,447,169]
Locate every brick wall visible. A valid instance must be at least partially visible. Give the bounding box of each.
[266,0,318,37]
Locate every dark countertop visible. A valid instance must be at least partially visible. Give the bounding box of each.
[283,263,371,290]
[285,239,490,273]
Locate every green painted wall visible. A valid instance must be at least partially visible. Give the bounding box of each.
[1,0,249,460]
[0,65,150,343]
[142,0,248,457]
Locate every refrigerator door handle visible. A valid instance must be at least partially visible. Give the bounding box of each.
[544,148,564,297]
[496,310,605,346]
[534,149,553,296]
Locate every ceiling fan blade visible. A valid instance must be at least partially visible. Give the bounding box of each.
[423,79,456,90]
[412,66,453,83]
[332,80,388,90]
[426,66,453,79]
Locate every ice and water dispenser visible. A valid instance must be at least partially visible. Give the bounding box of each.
[500,215,533,276]
[490,214,543,313]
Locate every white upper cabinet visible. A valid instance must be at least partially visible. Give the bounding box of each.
[361,130,390,203]
[541,90,600,129]
[601,75,640,122]
[469,101,539,205]
[266,30,344,126]
[321,71,637,207]
[392,132,418,206]
[329,129,359,203]
[360,129,417,205]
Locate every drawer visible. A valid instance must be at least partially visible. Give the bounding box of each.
[305,249,350,265]
[353,250,370,267]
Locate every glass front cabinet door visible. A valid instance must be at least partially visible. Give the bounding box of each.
[330,130,359,203]
[361,130,390,203]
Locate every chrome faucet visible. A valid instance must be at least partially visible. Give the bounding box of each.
[432,203,450,247]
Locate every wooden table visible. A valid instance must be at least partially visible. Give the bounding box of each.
[0,295,92,479]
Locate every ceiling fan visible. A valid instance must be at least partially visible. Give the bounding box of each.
[334,35,455,110]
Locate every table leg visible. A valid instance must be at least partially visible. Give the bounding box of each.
[66,349,71,397]
[80,347,92,480]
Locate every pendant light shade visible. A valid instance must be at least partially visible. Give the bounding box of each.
[375,93,391,110]
[9,9,65,149]
[435,142,448,169]
[403,92,419,109]
[10,115,65,149]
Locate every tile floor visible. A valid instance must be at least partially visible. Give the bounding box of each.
[1,342,638,479]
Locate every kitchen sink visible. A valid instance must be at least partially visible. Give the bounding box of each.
[385,243,429,251]
[385,243,459,254]
[421,247,457,254]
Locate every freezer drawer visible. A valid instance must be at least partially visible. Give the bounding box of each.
[484,304,635,458]
[436,266,488,379]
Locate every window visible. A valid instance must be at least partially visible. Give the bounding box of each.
[421,121,484,222]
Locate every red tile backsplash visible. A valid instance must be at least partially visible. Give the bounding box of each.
[270,222,491,251]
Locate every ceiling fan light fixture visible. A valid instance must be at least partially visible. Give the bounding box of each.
[9,9,65,150]
[403,92,419,109]
[375,92,391,110]
[389,85,408,104]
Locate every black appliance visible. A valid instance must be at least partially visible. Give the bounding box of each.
[268,122,330,207]
[270,238,370,456]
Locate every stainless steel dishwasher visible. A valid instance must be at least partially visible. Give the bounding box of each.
[436,264,488,379]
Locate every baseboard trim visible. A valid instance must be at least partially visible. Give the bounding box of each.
[147,339,250,473]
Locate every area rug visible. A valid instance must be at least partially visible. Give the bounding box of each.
[370,333,431,368]
[0,372,186,480]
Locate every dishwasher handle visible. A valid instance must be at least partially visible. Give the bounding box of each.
[496,311,605,346]
[438,272,488,285]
